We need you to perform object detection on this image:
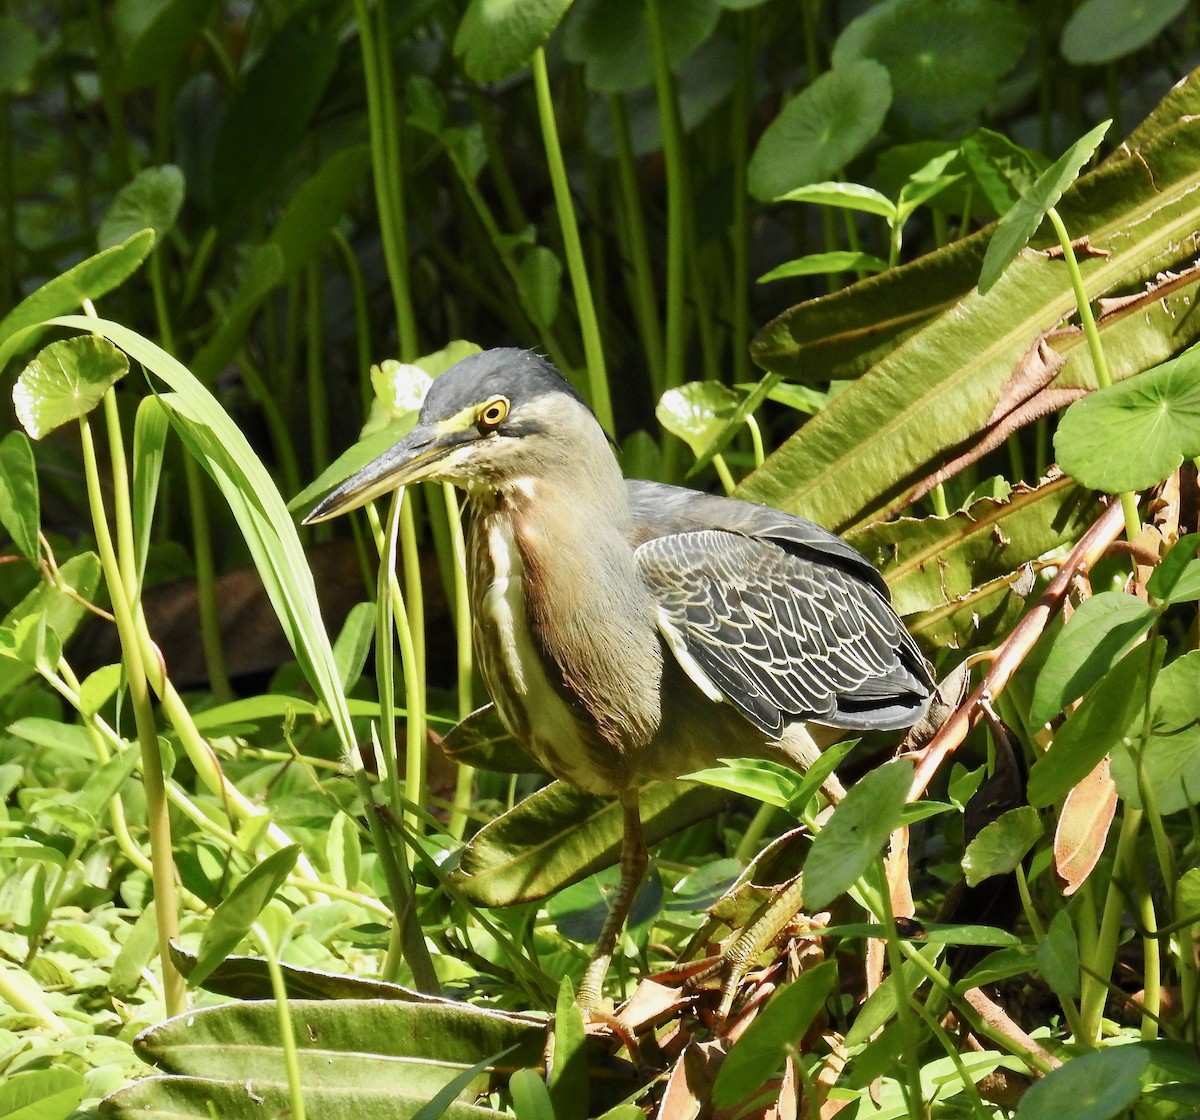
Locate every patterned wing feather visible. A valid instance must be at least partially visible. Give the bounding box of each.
[635,529,930,738]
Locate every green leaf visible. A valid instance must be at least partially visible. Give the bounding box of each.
[456,780,727,906]
[979,119,1110,294]
[832,0,1028,135]
[132,395,170,590]
[190,845,301,988]
[1055,343,1200,492]
[548,979,587,1120]
[743,114,1200,531]
[510,1068,556,1120]
[1110,650,1200,815]
[962,806,1042,885]
[773,181,896,219]
[748,60,891,200]
[1037,909,1081,1002]
[332,601,374,693]
[517,246,562,329]
[562,0,722,93]
[268,146,372,282]
[656,381,741,458]
[1146,533,1200,604]
[0,16,38,94]
[411,1045,524,1120]
[712,961,837,1108]
[803,758,912,910]
[961,128,1046,215]
[116,0,214,90]
[189,243,286,385]
[844,945,942,1047]
[0,231,154,367]
[102,1078,505,1120]
[1014,1044,1149,1120]
[98,165,186,250]
[109,905,160,997]
[0,1067,85,1120]
[454,0,574,82]
[1029,591,1157,727]
[1061,0,1189,65]
[14,335,129,438]
[0,430,39,563]
[0,551,100,695]
[438,703,543,774]
[1028,640,1158,808]
[686,741,856,816]
[758,252,888,284]
[209,22,338,223]
[105,999,543,1117]
[326,811,362,891]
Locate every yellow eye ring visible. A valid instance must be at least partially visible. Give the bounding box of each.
[478,397,509,428]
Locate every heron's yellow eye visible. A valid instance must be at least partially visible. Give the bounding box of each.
[478,397,509,429]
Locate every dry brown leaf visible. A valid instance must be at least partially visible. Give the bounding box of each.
[656,1039,728,1120]
[1054,756,1117,896]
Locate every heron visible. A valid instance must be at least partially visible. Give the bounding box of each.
[304,348,934,1009]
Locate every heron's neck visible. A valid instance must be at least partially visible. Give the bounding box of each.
[482,456,664,748]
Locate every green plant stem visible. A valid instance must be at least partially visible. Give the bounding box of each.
[80,410,186,1018]
[1133,860,1161,1042]
[901,945,1055,1075]
[0,88,13,307]
[530,49,612,432]
[442,483,477,841]
[305,263,330,480]
[1080,805,1142,1042]
[875,858,926,1120]
[253,922,306,1120]
[236,354,303,499]
[644,0,687,395]
[330,228,374,414]
[746,414,766,468]
[610,95,666,399]
[366,498,426,832]
[183,457,235,703]
[730,21,753,385]
[712,453,737,495]
[456,173,571,372]
[1045,206,1140,541]
[0,958,65,1032]
[352,0,418,358]
[734,801,777,863]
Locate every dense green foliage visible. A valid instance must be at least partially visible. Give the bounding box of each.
[3,1,1200,1117]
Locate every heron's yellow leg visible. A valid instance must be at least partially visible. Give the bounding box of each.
[577,788,647,1012]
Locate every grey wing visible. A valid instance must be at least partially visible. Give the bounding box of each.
[635,528,931,739]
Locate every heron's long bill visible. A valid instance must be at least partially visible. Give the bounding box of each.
[301,422,452,525]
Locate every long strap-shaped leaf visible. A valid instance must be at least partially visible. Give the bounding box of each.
[743,116,1200,531]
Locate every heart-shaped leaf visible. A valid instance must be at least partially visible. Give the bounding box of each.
[1055,342,1200,492]
[1061,0,1189,65]
[748,60,892,200]
[962,806,1042,885]
[454,0,574,82]
[831,0,1028,135]
[14,335,129,438]
[98,165,186,250]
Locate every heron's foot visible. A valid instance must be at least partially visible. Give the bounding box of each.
[682,873,815,1021]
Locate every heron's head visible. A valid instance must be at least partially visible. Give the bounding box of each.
[303,349,602,524]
